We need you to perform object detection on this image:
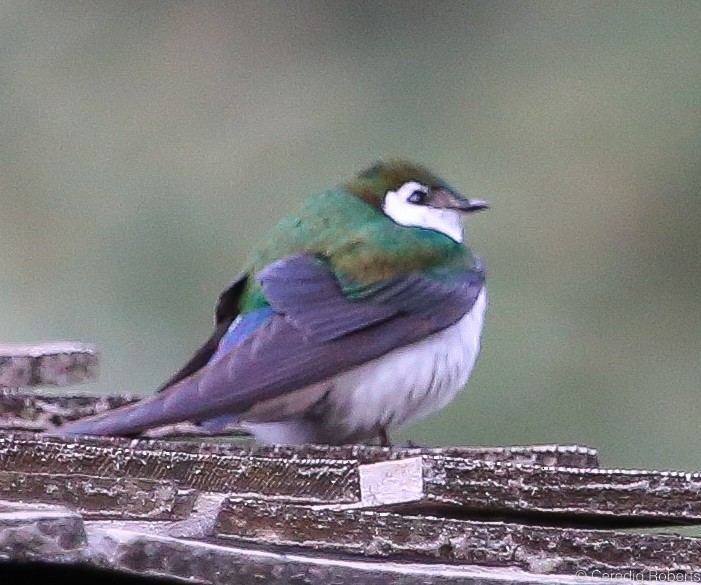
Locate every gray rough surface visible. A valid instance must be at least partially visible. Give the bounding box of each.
[216,498,701,574]
[0,434,362,504]
[1,431,701,582]
[0,343,99,388]
[420,456,701,520]
[1,435,701,583]
[0,501,87,562]
[0,390,138,432]
[82,525,613,585]
[0,471,197,520]
[0,434,695,522]
[242,443,600,468]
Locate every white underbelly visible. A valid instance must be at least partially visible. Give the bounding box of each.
[327,287,487,439]
[245,288,487,444]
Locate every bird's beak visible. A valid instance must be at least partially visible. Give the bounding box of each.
[427,187,489,214]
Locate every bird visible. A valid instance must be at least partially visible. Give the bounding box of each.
[56,160,489,446]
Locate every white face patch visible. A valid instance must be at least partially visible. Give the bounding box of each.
[382,181,464,243]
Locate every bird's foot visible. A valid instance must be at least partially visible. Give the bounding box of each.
[377,431,425,449]
[400,439,422,449]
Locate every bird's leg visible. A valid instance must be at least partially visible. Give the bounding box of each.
[379,428,392,448]
[401,439,420,448]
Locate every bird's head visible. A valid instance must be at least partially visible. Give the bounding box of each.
[345,160,488,243]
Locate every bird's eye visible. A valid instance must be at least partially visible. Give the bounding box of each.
[408,190,426,204]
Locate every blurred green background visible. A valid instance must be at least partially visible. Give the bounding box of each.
[2,1,700,470]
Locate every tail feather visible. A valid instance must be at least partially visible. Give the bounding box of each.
[50,343,255,437]
[50,344,250,436]
[51,392,178,437]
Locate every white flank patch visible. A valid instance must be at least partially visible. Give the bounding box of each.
[245,288,488,444]
[327,288,487,437]
[383,180,464,243]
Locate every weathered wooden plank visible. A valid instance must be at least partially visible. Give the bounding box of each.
[53,435,597,468]
[254,443,599,468]
[0,435,597,508]
[0,471,197,520]
[2,496,697,584]
[420,456,701,521]
[1,498,614,584]
[0,501,86,561]
[1,435,700,582]
[83,524,608,585]
[1,434,697,520]
[0,435,361,504]
[0,392,139,432]
[73,436,598,469]
[0,343,98,388]
[350,455,701,521]
[348,456,701,520]
[0,435,601,511]
[215,498,701,576]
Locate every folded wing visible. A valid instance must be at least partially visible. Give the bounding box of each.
[57,254,485,436]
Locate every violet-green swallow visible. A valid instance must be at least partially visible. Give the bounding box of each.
[58,160,489,445]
